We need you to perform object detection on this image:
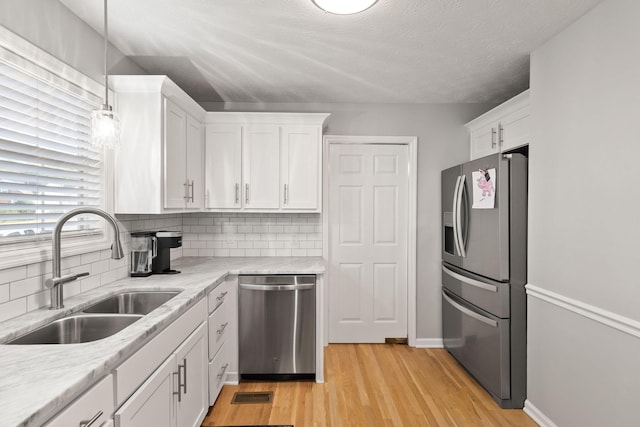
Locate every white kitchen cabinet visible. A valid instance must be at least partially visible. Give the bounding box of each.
[207,278,238,406]
[115,323,208,427]
[115,356,176,427]
[280,125,322,210]
[111,75,206,214]
[466,89,530,160]
[204,112,329,212]
[244,125,281,209]
[205,124,242,209]
[175,323,208,427]
[45,374,114,427]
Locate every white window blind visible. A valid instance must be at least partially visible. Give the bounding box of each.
[0,59,104,244]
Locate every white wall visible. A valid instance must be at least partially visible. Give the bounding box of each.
[526,0,640,425]
[205,102,495,339]
[0,0,144,81]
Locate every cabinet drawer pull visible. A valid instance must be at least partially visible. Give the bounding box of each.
[498,123,504,147]
[491,128,497,148]
[180,358,187,395]
[216,291,228,302]
[217,363,229,379]
[79,410,103,427]
[235,183,239,204]
[245,183,249,204]
[173,371,182,402]
[217,322,229,335]
[284,184,288,205]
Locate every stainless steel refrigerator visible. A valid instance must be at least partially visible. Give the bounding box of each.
[441,152,527,409]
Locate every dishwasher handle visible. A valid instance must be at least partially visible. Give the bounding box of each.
[239,283,315,291]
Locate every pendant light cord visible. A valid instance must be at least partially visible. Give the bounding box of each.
[103,0,109,106]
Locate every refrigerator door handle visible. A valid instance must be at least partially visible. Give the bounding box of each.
[443,291,498,327]
[442,265,498,292]
[456,174,467,257]
[452,175,462,257]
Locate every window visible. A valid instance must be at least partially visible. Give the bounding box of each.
[0,27,109,265]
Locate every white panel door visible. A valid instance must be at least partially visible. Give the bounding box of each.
[329,143,408,343]
[164,98,187,209]
[205,124,242,208]
[243,125,280,209]
[185,114,203,209]
[280,125,321,211]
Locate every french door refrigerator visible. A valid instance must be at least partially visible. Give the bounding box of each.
[441,152,527,409]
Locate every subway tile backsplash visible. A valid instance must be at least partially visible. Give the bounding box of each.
[182,212,322,257]
[0,212,321,322]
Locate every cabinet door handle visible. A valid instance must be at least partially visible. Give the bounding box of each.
[180,358,187,395]
[245,183,249,204]
[173,370,182,402]
[498,123,504,147]
[217,363,229,379]
[217,322,229,335]
[79,410,103,427]
[491,128,497,148]
[235,183,239,205]
[189,180,195,202]
[284,184,288,205]
[183,179,190,200]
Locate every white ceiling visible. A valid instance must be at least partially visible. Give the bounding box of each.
[60,0,601,104]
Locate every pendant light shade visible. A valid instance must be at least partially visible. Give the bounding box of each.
[90,0,120,148]
[312,0,378,15]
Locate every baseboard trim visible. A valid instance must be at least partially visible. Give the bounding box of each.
[225,372,239,385]
[526,284,640,339]
[414,338,443,348]
[523,400,557,427]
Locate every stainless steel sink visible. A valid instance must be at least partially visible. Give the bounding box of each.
[82,291,179,315]
[7,314,142,345]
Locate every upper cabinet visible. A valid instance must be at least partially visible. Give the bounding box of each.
[466,90,530,160]
[204,113,329,213]
[111,76,206,214]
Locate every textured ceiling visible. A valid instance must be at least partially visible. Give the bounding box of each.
[60,0,602,104]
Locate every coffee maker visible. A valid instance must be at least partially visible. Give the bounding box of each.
[130,232,156,277]
[152,231,182,274]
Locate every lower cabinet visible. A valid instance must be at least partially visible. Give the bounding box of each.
[115,323,208,427]
[45,374,114,427]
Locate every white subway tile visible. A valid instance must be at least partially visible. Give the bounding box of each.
[198,217,214,225]
[206,241,223,249]
[307,249,322,256]
[191,241,207,249]
[245,233,261,240]
[245,249,261,257]
[0,284,9,303]
[276,234,295,241]
[299,225,315,233]
[91,259,111,275]
[276,217,292,224]
[10,276,44,299]
[199,249,215,257]
[229,249,245,257]
[283,225,300,233]
[300,241,315,249]
[285,241,301,249]
[291,249,308,257]
[238,241,253,249]
[252,225,269,233]
[269,241,285,249]
[64,281,82,298]
[26,290,49,311]
[27,261,51,278]
[237,225,252,233]
[0,266,27,285]
[306,233,322,241]
[81,275,102,293]
[60,255,82,271]
[244,216,262,224]
[276,249,292,257]
[222,241,238,248]
[183,248,199,257]
[260,249,278,256]
[315,241,324,249]
[213,249,230,257]
[0,298,27,322]
[268,225,284,233]
[206,225,222,233]
[253,241,268,249]
[80,251,102,265]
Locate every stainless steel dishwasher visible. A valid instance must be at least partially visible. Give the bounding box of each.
[238,274,316,380]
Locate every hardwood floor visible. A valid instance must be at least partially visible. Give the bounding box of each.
[202,344,536,427]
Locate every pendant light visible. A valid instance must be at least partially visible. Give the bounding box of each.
[312,0,378,15]
[90,0,120,148]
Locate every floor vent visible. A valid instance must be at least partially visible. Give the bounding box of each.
[385,337,408,345]
[231,391,274,404]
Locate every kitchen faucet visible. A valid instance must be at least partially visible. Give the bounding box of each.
[45,207,124,309]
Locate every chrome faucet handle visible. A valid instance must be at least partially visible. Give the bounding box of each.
[45,272,90,288]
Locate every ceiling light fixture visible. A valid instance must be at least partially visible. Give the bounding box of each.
[90,0,120,148]
[312,0,378,15]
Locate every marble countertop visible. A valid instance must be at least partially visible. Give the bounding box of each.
[0,257,324,427]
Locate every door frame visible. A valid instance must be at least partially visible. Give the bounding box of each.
[322,135,418,346]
